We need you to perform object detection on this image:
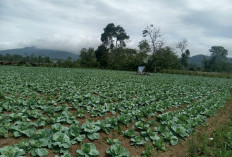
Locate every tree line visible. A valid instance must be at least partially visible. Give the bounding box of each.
[79,23,231,73]
[0,23,231,73]
[79,23,190,72]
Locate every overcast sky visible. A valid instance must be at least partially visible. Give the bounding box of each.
[0,0,232,56]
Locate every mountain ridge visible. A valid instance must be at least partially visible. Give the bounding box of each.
[188,54,232,67]
[0,47,79,60]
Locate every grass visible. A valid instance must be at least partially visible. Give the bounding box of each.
[187,117,232,157]
[161,69,232,79]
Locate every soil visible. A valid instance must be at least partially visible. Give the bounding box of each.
[1,92,232,157]
[0,137,24,148]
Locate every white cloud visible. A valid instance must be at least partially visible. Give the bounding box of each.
[0,0,231,56]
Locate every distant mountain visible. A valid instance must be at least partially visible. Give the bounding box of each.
[188,54,232,67]
[0,47,79,60]
[188,55,209,66]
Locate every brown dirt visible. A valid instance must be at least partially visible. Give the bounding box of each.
[0,137,24,148]
[157,91,232,157]
[92,93,98,97]
[3,111,11,115]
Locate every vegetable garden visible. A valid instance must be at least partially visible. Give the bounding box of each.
[0,66,232,157]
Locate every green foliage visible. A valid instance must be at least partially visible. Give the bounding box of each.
[153,139,166,151]
[123,129,138,138]
[146,47,180,72]
[138,40,150,53]
[0,92,4,99]
[68,125,85,144]
[142,144,154,157]
[0,66,232,156]
[107,138,121,145]
[81,120,100,140]
[34,148,49,157]
[108,47,138,70]
[188,122,232,157]
[106,144,130,157]
[80,48,97,67]
[0,146,25,157]
[180,49,190,68]
[203,46,229,72]
[210,46,228,60]
[76,143,99,157]
[134,121,150,131]
[130,136,146,148]
[95,44,109,68]
[101,23,129,49]
[96,120,111,134]
[161,69,232,79]
[51,132,71,153]
[11,121,36,137]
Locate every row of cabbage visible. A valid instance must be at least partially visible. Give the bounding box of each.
[0,66,232,156]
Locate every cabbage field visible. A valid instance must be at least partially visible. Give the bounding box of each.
[0,66,232,157]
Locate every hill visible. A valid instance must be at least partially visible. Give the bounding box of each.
[188,55,209,66]
[188,54,232,67]
[0,47,79,60]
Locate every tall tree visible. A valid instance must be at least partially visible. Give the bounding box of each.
[176,38,188,54]
[142,25,164,53]
[115,25,129,48]
[180,49,190,68]
[210,46,228,61]
[101,23,129,49]
[203,46,228,72]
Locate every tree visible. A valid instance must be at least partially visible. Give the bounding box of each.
[115,25,129,48]
[95,44,109,68]
[142,25,164,53]
[63,57,73,67]
[180,49,190,68]
[108,47,137,70]
[146,47,179,72]
[138,40,151,53]
[209,46,228,61]
[176,38,188,54]
[101,23,129,49]
[80,48,97,67]
[203,46,228,72]
[134,40,150,66]
[44,57,51,64]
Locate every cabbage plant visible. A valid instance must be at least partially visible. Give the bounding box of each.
[81,120,100,140]
[76,143,99,157]
[106,144,129,157]
[130,136,146,148]
[51,132,71,154]
[0,146,25,157]
[68,125,85,144]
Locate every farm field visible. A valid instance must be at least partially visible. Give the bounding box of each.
[0,66,232,157]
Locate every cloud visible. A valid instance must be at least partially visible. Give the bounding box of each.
[0,0,231,56]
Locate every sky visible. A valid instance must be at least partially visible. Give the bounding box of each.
[0,0,232,56]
